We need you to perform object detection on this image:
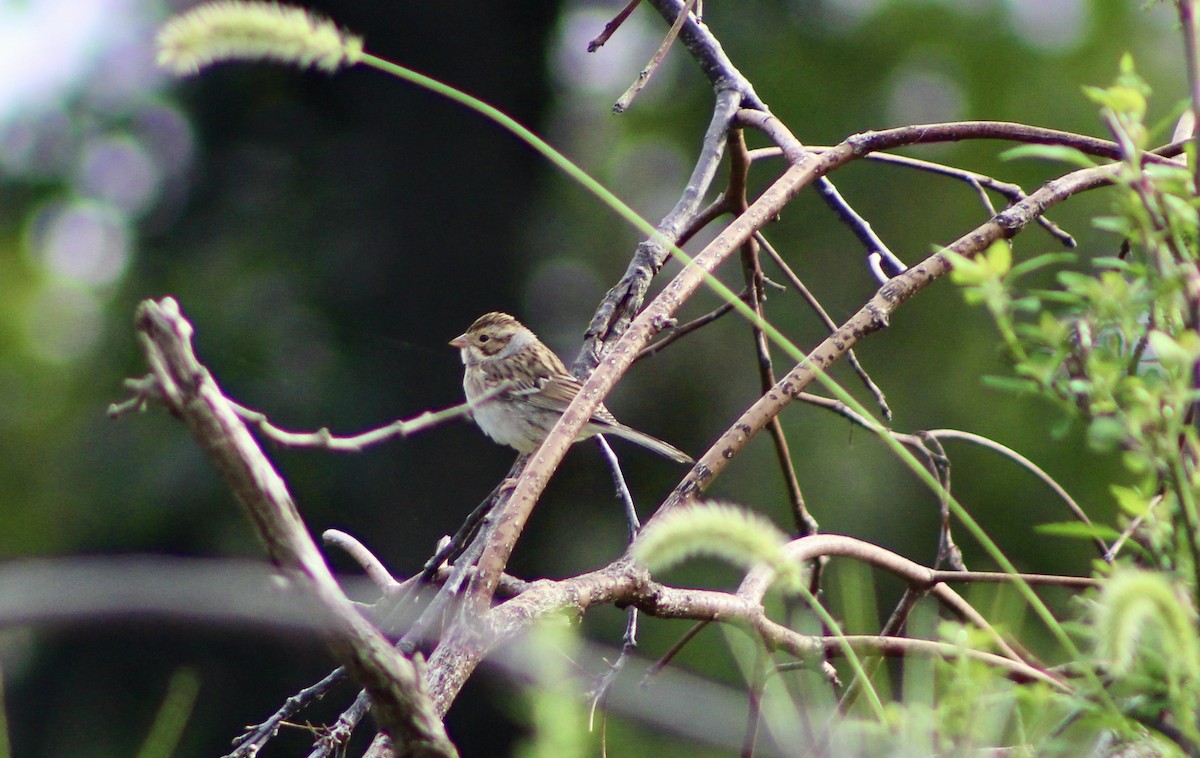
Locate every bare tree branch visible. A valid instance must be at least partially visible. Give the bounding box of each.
[122,297,457,758]
[613,0,698,113]
[575,85,743,373]
[648,156,1124,526]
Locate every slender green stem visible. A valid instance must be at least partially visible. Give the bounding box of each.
[797,583,889,723]
[1172,451,1200,601]
[135,668,201,758]
[360,54,663,246]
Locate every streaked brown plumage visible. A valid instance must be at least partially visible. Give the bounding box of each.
[450,312,692,464]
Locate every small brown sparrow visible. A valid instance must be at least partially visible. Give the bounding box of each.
[450,312,692,464]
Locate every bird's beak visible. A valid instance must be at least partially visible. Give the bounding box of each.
[449,334,468,348]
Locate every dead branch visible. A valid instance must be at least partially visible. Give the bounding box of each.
[121,297,456,758]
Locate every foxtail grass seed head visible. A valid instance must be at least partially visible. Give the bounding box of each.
[156,1,364,76]
[633,501,796,584]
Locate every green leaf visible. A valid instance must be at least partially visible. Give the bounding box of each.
[1084,81,1147,118]
[1147,330,1200,370]
[1092,215,1133,235]
[1000,144,1097,168]
[980,375,1041,394]
[1010,296,1043,312]
[1028,289,1082,304]
[1089,257,1133,270]
[983,240,1012,277]
[1049,416,1076,439]
[944,249,988,286]
[1008,252,1077,279]
[1110,485,1151,517]
[1034,522,1123,541]
[1087,416,1127,452]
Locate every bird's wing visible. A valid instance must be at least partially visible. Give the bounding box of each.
[479,358,550,398]
[519,373,580,413]
[520,373,626,427]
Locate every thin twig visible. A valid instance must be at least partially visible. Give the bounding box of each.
[741,647,767,758]
[756,233,892,420]
[783,635,1067,687]
[323,530,402,593]
[917,432,964,571]
[785,395,1107,561]
[739,111,1187,166]
[836,587,924,714]
[587,437,644,741]
[596,436,640,540]
[866,253,890,284]
[641,620,709,683]
[418,470,518,584]
[614,0,697,113]
[587,0,642,52]
[107,375,162,417]
[727,128,816,538]
[221,383,511,452]
[227,668,349,758]
[813,176,907,277]
[747,146,1077,248]
[309,690,371,758]
[576,86,742,373]
[635,299,739,361]
[926,429,1110,560]
[642,0,767,111]
[588,607,640,733]
[1106,494,1161,562]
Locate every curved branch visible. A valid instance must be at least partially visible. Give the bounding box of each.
[490,560,1064,692]
[927,429,1109,560]
[737,535,1022,663]
[809,635,1066,689]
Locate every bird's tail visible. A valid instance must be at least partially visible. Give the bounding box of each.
[607,424,694,465]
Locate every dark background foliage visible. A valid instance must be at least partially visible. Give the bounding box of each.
[0,0,1184,754]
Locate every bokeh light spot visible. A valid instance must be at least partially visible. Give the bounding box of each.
[886,61,966,127]
[30,199,131,286]
[77,134,161,217]
[824,0,889,28]
[132,103,195,178]
[550,7,676,96]
[1006,0,1088,53]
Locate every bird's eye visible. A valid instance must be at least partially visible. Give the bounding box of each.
[478,334,490,343]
